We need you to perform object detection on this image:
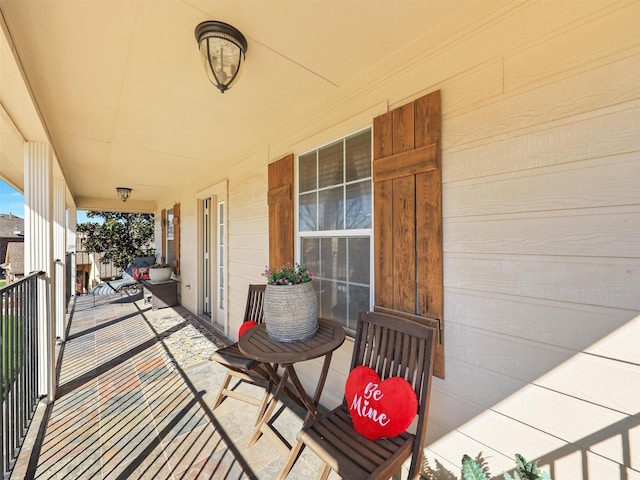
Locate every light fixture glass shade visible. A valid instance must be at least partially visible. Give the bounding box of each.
[195,21,247,93]
[116,187,132,202]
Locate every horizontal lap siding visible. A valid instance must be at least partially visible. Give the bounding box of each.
[445,289,639,363]
[445,253,640,310]
[227,156,269,327]
[424,1,640,478]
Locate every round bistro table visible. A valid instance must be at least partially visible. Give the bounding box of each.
[238,317,345,457]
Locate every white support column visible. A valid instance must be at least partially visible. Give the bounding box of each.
[53,178,66,342]
[24,142,55,401]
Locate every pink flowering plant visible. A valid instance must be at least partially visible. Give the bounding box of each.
[263,263,313,286]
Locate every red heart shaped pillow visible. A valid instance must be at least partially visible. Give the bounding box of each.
[238,321,258,338]
[345,365,417,441]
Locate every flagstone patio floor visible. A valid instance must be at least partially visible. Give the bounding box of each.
[11,291,335,480]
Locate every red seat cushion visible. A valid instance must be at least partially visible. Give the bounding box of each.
[238,321,258,338]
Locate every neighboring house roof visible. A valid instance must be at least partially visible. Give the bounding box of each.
[4,242,25,275]
[0,214,25,276]
[0,213,25,238]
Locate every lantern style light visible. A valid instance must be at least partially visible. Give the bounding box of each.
[195,20,247,93]
[116,187,132,203]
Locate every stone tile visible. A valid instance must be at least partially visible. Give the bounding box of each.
[174,445,251,480]
[162,422,224,474]
[101,443,173,480]
[30,293,348,480]
[35,436,103,479]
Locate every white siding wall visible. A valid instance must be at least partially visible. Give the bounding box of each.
[166,2,640,478]
[425,2,640,478]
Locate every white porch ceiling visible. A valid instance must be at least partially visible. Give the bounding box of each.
[0,0,472,210]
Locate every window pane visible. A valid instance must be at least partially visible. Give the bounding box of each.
[300,238,320,276]
[318,141,343,188]
[345,181,371,229]
[318,186,343,230]
[318,279,347,324]
[320,238,346,281]
[299,192,317,231]
[346,130,371,182]
[348,284,370,332]
[348,238,370,284]
[166,239,174,267]
[299,152,317,193]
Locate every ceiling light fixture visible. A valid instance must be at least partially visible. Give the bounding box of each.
[195,20,247,93]
[116,187,132,203]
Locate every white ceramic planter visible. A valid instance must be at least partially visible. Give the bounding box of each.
[148,267,172,283]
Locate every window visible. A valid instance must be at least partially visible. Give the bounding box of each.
[166,207,174,268]
[297,128,372,333]
[161,203,180,274]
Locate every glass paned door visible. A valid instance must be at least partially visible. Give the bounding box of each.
[202,198,211,315]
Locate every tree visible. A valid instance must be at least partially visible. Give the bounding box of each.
[77,211,155,270]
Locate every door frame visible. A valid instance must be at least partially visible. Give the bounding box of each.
[196,179,229,336]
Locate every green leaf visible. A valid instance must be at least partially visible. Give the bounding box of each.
[77,211,155,269]
[462,455,489,480]
[514,454,543,480]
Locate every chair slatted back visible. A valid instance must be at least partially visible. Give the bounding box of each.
[243,284,266,324]
[351,310,436,479]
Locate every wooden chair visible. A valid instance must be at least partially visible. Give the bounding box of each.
[279,310,436,480]
[210,284,270,417]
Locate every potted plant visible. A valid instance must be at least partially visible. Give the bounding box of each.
[262,263,318,342]
[148,263,172,283]
[459,453,552,480]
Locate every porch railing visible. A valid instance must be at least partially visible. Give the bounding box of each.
[65,253,73,307]
[1,271,45,478]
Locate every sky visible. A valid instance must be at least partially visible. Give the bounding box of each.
[0,178,93,223]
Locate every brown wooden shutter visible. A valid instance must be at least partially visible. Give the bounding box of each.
[373,90,444,378]
[161,208,167,263]
[268,154,294,269]
[172,203,180,274]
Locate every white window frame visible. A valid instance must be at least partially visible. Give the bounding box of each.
[295,126,374,334]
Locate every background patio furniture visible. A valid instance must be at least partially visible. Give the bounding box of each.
[141,279,179,310]
[90,256,155,306]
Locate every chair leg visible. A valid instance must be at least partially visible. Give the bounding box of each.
[277,439,305,480]
[317,464,331,480]
[213,372,233,409]
[255,381,273,425]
